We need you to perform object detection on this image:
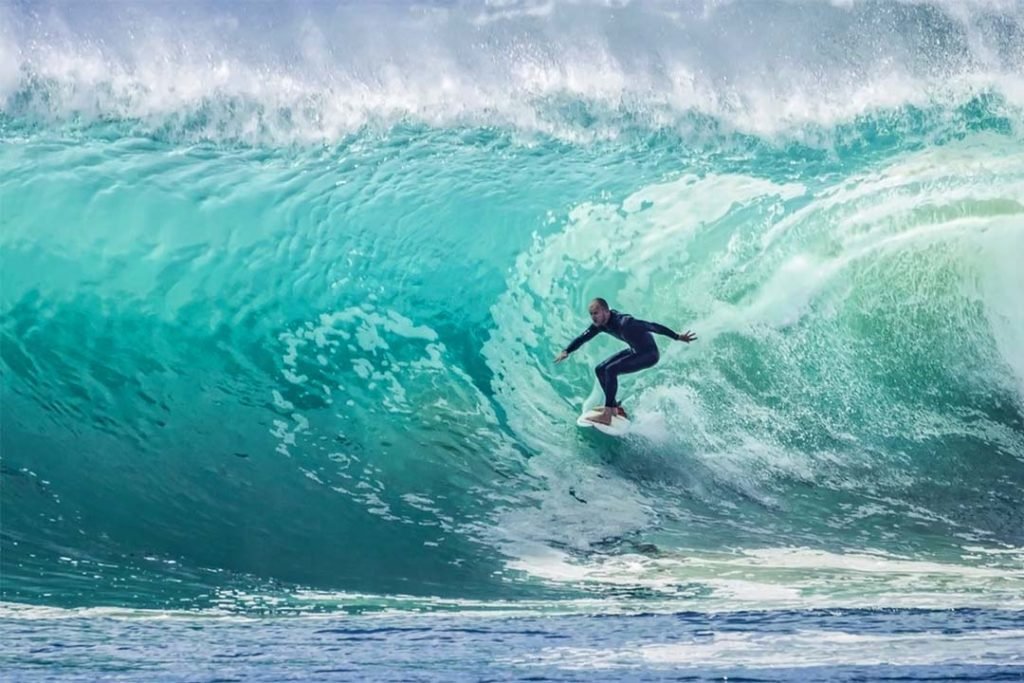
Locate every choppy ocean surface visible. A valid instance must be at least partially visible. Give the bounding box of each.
[2,0,1023,680]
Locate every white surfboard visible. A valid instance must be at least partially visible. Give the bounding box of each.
[576,408,631,436]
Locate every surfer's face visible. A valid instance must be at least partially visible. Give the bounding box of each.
[588,301,610,326]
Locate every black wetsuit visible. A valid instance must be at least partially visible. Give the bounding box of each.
[564,310,678,408]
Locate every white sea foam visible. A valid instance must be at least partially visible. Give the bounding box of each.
[504,544,1024,611]
[2,1,1022,143]
[511,627,1024,669]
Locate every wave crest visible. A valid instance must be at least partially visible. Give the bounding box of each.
[2,1,1023,144]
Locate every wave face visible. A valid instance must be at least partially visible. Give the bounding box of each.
[2,0,1023,613]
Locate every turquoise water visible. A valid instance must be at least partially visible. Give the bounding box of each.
[2,0,1024,677]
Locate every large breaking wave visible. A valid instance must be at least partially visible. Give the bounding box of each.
[2,0,1023,614]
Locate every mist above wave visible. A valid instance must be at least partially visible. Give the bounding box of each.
[2,0,1022,144]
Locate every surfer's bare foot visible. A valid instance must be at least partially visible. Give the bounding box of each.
[615,407,627,419]
[586,407,614,425]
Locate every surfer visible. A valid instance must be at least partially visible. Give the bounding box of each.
[554,298,696,425]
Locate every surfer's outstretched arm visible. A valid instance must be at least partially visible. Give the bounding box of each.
[554,325,600,362]
[639,320,697,342]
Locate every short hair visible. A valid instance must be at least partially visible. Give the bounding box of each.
[590,297,609,310]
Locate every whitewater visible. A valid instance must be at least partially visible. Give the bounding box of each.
[1,1,1023,680]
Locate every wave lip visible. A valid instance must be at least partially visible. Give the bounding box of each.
[2,0,1023,143]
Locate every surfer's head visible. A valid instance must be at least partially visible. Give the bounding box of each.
[588,298,611,326]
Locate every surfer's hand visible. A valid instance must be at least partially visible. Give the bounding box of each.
[554,351,568,363]
[677,331,697,343]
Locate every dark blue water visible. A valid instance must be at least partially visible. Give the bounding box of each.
[4,607,1023,681]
